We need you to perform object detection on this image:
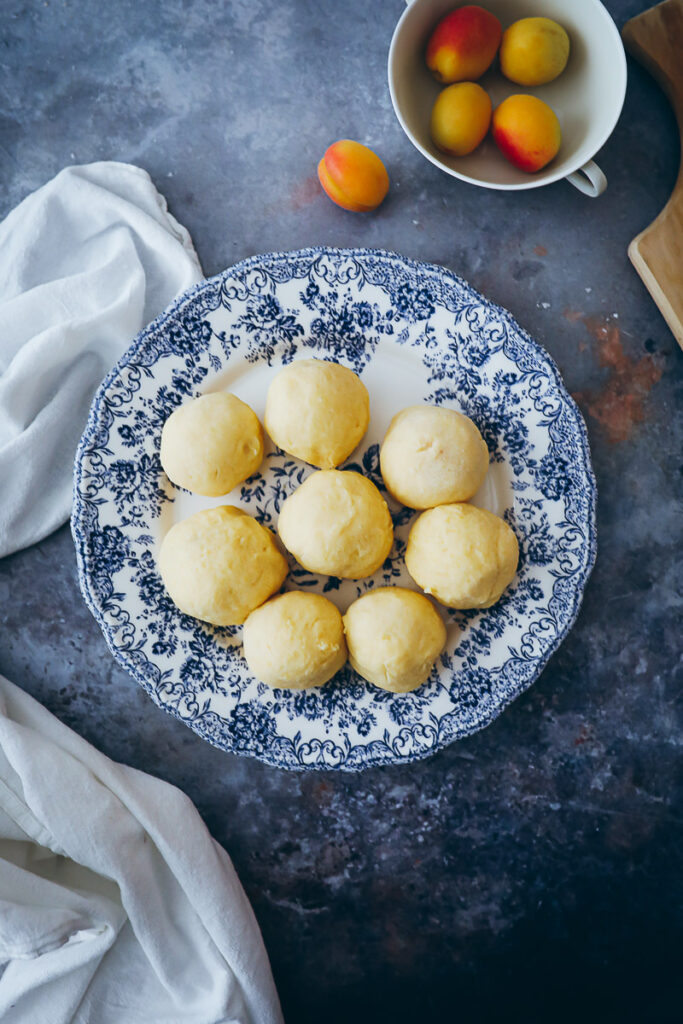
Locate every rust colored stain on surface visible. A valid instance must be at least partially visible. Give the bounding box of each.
[311,780,333,807]
[533,244,547,257]
[289,175,322,210]
[573,315,664,444]
[563,308,584,322]
[573,724,592,747]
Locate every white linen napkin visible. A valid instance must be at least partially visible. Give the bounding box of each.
[0,162,204,559]
[0,673,284,1024]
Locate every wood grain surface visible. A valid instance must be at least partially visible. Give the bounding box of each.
[623,0,683,350]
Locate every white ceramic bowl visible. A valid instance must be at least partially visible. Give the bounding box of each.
[388,0,627,196]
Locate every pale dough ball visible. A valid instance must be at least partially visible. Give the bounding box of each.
[380,405,489,509]
[160,392,264,497]
[343,587,446,693]
[278,470,393,579]
[158,506,287,626]
[243,591,347,689]
[264,359,369,468]
[406,503,519,609]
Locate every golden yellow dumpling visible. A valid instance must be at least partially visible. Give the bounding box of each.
[343,587,446,693]
[406,503,518,609]
[380,405,488,509]
[264,359,369,468]
[158,506,287,626]
[243,591,347,689]
[278,470,393,579]
[160,392,263,496]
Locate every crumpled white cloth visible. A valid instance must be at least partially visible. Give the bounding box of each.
[0,674,283,1024]
[0,162,204,559]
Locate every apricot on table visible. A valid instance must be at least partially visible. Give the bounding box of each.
[430,82,492,156]
[317,140,389,212]
[500,17,570,86]
[492,94,561,172]
[426,5,502,84]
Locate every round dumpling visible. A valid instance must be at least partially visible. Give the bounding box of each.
[278,470,393,579]
[343,587,446,693]
[243,591,347,689]
[264,359,369,468]
[406,503,518,609]
[160,392,263,496]
[158,505,287,626]
[380,405,488,509]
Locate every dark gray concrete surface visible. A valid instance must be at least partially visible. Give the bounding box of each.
[1,1,681,1021]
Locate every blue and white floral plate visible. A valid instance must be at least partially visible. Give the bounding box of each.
[72,247,596,771]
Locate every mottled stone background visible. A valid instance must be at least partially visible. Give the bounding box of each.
[1,1,681,1020]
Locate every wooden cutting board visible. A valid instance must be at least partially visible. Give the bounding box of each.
[623,0,683,351]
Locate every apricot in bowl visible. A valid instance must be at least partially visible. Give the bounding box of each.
[430,82,492,157]
[492,94,561,172]
[426,4,502,84]
[500,16,570,87]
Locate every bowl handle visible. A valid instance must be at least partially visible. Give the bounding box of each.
[565,160,608,197]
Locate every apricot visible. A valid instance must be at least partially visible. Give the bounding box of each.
[492,94,561,173]
[317,140,389,212]
[426,5,502,84]
[430,82,492,156]
[500,17,570,87]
